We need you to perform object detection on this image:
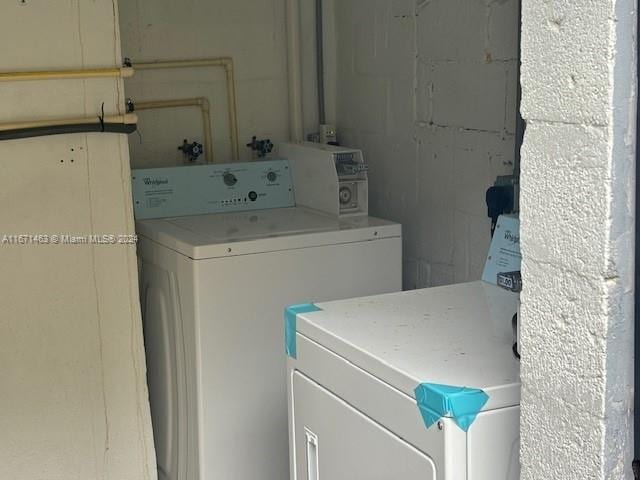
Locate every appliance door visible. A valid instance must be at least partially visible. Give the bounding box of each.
[291,372,436,480]
[195,236,402,480]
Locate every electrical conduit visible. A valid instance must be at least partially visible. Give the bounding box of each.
[286,0,304,142]
[316,0,326,126]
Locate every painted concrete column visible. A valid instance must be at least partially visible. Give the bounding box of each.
[520,0,636,478]
[0,2,156,478]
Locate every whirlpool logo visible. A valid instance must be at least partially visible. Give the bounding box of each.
[143,177,169,187]
[504,230,520,245]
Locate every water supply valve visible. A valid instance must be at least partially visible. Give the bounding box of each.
[178,139,204,162]
[246,136,274,158]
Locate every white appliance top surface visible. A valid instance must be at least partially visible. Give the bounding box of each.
[299,281,520,410]
[136,207,401,259]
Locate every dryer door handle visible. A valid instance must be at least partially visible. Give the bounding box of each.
[305,428,319,480]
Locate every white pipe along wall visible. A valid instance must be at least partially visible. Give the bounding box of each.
[119,0,291,167]
[0,2,157,479]
[519,0,636,477]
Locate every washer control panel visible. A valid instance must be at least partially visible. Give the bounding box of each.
[132,160,295,220]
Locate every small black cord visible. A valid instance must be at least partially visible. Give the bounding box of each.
[98,102,105,132]
[513,343,520,360]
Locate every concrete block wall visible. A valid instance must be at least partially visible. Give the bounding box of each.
[519,0,636,477]
[333,0,519,289]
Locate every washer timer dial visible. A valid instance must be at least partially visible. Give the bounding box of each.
[223,172,238,186]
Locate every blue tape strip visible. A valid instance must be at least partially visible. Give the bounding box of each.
[414,383,489,432]
[285,304,322,359]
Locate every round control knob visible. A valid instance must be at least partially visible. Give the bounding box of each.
[267,171,278,183]
[223,172,238,187]
[339,186,353,205]
[248,191,258,202]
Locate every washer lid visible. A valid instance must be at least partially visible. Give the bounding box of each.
[296,282,520,413]
[136,207,401,259]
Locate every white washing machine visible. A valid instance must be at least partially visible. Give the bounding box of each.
[132,159,402,480]
[286,217,522,480]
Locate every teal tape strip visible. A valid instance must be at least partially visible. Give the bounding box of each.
[414,383,489,432]
[285,304,322,359]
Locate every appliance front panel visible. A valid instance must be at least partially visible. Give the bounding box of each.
[292,371,436,480]
[132,160,295,220]
[467,406,520,480]
[194,237,402,480]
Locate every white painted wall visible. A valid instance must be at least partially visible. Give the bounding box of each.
[332,0,519,289]
[119,0,290,168]
[519,0,636,477]
[0,2,156,479]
